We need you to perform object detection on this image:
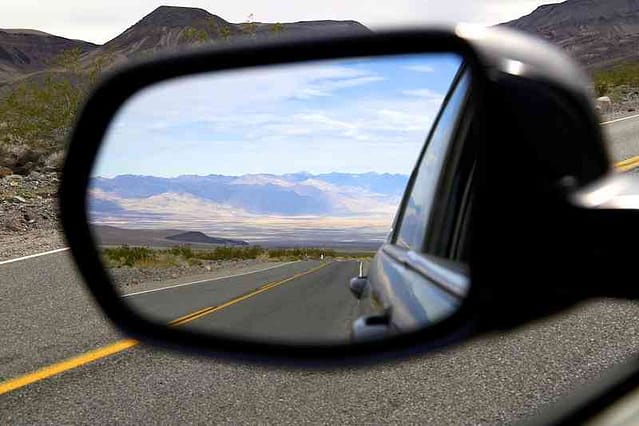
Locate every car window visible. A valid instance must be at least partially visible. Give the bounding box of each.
[394,71,471,252]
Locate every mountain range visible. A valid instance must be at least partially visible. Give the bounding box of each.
[0,5,370,84]
[89,172,408,244]
[503,0,639,69]
[2,0,638,83]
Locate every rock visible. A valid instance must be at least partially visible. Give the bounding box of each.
[13,196,26,203]
[5,174,23,181]
[596,96,612,114]
[0,166,13,177]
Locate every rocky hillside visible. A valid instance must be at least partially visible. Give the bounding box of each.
[0,29,97,82]
[1,6,370,82]
[503,0,639,69]
[90,6,369,65]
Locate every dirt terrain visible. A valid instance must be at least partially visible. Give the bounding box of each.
[111,258,293,293]
[0,171,64,260]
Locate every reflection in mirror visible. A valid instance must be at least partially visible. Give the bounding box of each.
[88,53,469,345]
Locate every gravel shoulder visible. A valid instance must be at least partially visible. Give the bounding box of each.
[0,171,65,261]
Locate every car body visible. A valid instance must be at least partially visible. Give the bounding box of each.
[350,67,472,341]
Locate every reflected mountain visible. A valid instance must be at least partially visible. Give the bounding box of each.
[89,172,408,246]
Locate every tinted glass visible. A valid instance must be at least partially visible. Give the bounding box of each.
[395,72,470,252]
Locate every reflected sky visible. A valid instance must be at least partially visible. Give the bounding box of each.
[94,53,462,177]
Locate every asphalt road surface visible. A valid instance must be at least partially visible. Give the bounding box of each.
[3,249,639,424]
[2,117,639,424]
[602,114,639,162]
[124,260,360,344]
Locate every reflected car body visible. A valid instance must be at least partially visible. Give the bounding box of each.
[351,67,473,341]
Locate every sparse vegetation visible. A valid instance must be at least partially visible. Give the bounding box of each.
[593,62,639,99]
[241,14,259,38]
[103,246,156,267]
[180,27,209,44]
[268,248,336,259]
[271,22,285,35]
[0,48,114,174]
[102,244,373,269]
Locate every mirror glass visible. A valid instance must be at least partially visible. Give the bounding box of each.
[88,52,472,345]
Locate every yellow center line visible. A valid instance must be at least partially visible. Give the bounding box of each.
[0,262,329,396]
[0,339,139,395]
[615,155,639,172]
[169,262,329,326]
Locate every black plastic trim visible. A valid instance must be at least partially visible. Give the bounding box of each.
[60,29,486,365]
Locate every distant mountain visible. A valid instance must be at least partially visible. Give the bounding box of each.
[89,172,405,245]
[92,225,248,247]
[0,29,97,81]
[166,231,248,246]
[90,172,408,216]
[502,0,639,69]
[0,6,370,83]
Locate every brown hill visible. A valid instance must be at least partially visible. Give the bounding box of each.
[92,6,370,62]
[0,6,370,83]
[503,0,639,69]
[0,29,97,81]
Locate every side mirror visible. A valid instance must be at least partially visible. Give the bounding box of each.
[61,26,631,364]
[349,276,368,299]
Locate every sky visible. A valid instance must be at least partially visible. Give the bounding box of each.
[94,53,463,177]
[1,1,551,44]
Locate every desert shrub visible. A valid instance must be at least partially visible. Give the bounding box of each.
[103,246,156,267]
[594,79,610,97]
[593,62,639,99]
[268,248,336,259]
[166,245,195,259]
[196,245,265,261]
[180,27,209,43]
[0,49,114,174]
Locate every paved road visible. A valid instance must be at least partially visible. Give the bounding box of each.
[3,117,639,424]
[602,114,639,162]
[2,250,639,424]
[124,260,360,344]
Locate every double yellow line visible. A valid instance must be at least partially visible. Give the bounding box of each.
[0,262,328,395]
[169,263,328,326]
[615,156,639,172]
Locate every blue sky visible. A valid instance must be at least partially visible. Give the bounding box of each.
[94,53,463,177]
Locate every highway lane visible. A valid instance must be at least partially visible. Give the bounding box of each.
[182,260,360,343]
[603,114,639,163]
[123,260,360,344]
[3,251,639,424]
[123,260,324,324]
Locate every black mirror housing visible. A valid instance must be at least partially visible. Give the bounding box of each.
[60,25,625,365]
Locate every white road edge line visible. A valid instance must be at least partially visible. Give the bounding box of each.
[601,113,639,126]
[122,261,301,297]
[0,247,70,266]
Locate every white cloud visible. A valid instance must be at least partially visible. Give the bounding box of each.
[295,75,385,98]
[405,65,435,73]
[402,88,444,99]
